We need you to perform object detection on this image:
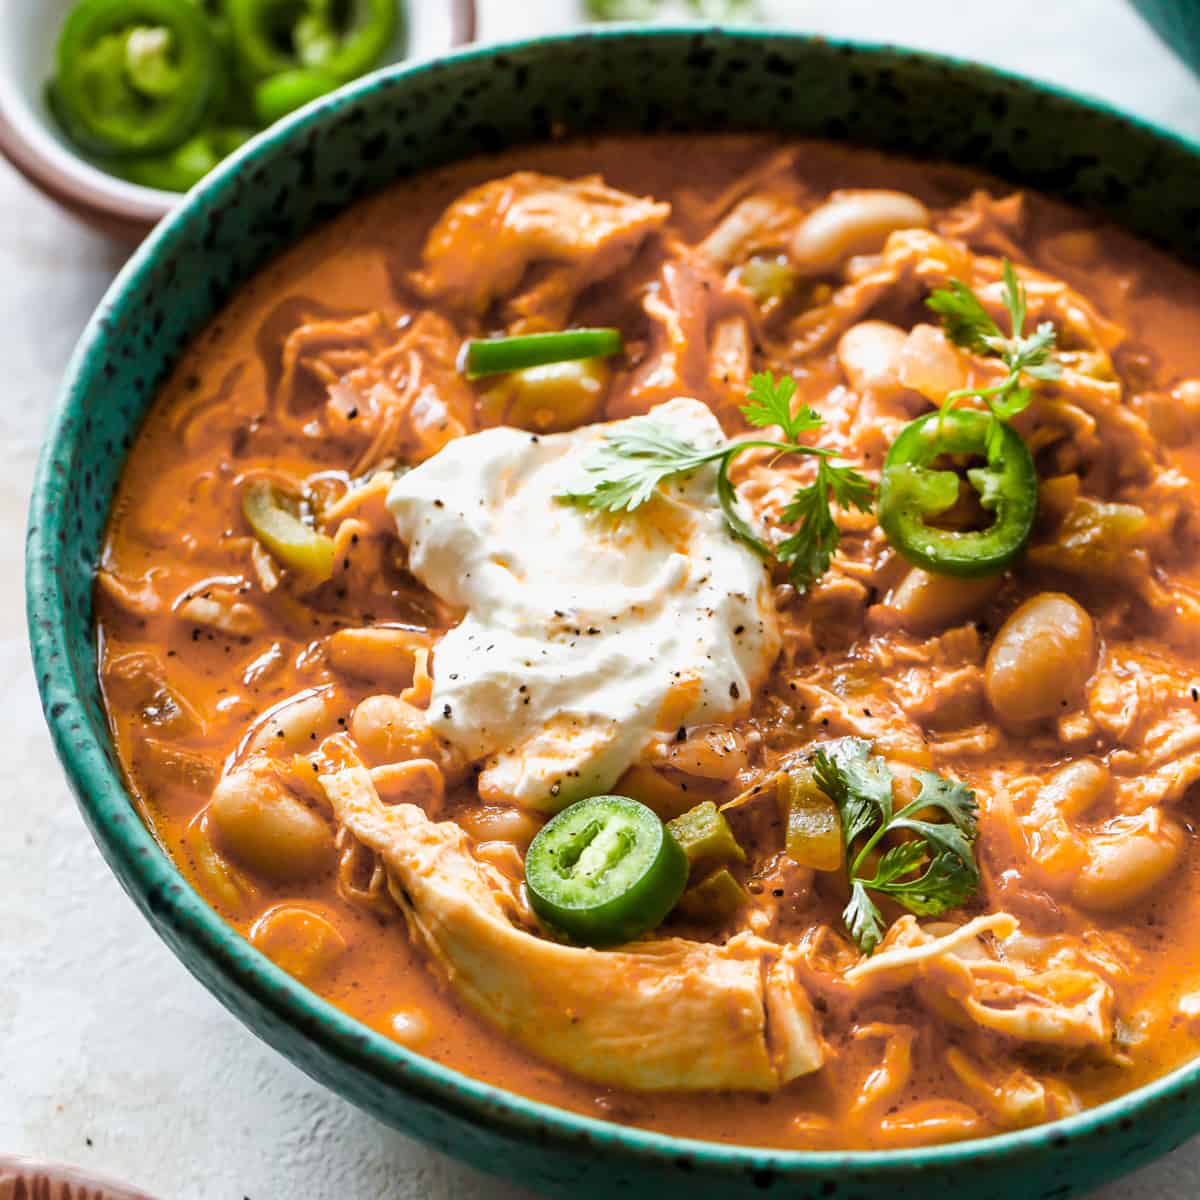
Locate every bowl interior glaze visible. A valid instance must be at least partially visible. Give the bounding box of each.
[26,28,1200,1200]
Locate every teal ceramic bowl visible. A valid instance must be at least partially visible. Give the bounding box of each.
[1131,0,1200,74]
[27,27,1200,1200]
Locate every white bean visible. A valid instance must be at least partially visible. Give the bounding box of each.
[888,569,1000,635]
[1072,813,1185,911]
[1139,380,1200,447]
[249,904,347,982]
[457,805,543,849]
[790,190,930,275]
[351,694,436,764]
[326,625,433,687]
[985,593,1096,726]
[246,687,339,755]
[391,1008,432,1048]
[209,757,335,884]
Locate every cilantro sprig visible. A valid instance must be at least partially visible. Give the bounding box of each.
[560,372,873,591]
[927,260,1063,451]
[811,738,980,954]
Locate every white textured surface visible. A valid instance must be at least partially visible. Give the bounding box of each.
[3,2,1200,1197]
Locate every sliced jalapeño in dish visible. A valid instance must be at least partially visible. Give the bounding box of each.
[224,0,398,82]
[524,794,688,947]
[252,66,341,123]
[119,126,253,191]
[877,409,1038,578]
[52,0,222,156]
[46,0,400,192]
[241,479,336,582]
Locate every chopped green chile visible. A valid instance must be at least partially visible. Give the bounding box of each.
[1028,495,1148,576]
[737,255,796,306]
[464,329,624,379]
[47,0,396,188]
[242,480,336,581]
[253,66,339,123]
[117,125,253,191]
[124,26,178,96]
[53,0,221,156]
[524,795,688,947]
[877,409,1038,578]
[667,801,746,870]
[225,0,397,81]
[778,767,843,871]
[675,867,749,922]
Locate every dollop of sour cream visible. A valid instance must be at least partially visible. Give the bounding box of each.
[387,398,781,811]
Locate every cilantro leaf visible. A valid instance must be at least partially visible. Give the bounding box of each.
[989,384,1033,423]
[776,459,876,591]
[742,371,822,442]
[559,372,872,591]
[869,850,978,915]
[926,279,1003,356]
[715,456,771,559]
[825,460,877,514]
[1011,322,1059,374]
[908,769,979,835]
[843,881,887,956]
[559,421,719,513]
[889,770,980,885]
[776,478,840,589]
[812,741,982,955]
[866,839,929,887]
[811,737,893,846]
[1022,358,1064,384]
[1001,258,1026,337]
[926,259,1063,427]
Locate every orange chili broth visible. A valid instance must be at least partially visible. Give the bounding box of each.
[97,135,1200,1149]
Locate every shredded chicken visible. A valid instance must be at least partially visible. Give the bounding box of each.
[320,763,823,1092]
[95,139,1200,1148]
[411,172,670,324]
[697,193,803,269]
[787,228,971,354]
[848,915,1116,1051]
[615,257,736,416]
[324,312,476,470]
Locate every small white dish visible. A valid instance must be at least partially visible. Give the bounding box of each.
[0,1154,160,1200]
[0,0,476,241]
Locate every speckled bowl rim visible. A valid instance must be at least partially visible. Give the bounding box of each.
[27,25,1200,1185]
